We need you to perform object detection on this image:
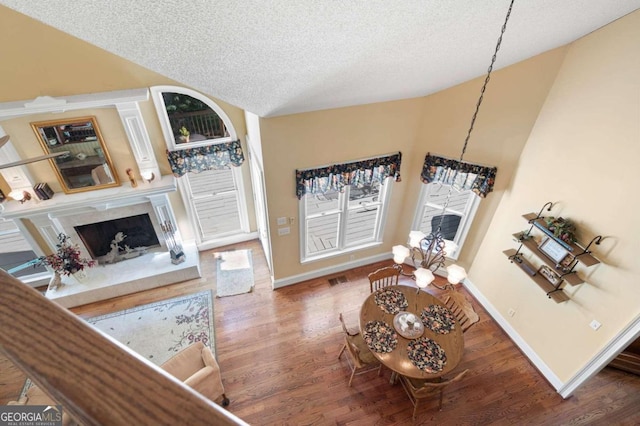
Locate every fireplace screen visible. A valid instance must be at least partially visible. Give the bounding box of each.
[74,214,160,258]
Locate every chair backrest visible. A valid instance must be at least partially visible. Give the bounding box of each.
[161,341,207,380]
[368,266,400,293]
[338,313,367,368]
[408,368,469,398]
[442,290,479,333]
[339,313,358,336]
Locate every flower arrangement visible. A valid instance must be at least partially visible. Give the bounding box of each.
[544,216,576,243]
[37,233,95,276]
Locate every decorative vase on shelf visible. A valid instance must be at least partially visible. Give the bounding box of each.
[48,272,63,292]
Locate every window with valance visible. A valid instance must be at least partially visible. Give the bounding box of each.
[166,140,244,177]
[296,152,401,262]
[420,153,497,198]
[295,152,402,199]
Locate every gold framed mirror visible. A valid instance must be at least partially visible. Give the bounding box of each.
[31,116,120,193]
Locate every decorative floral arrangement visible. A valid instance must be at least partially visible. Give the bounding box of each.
[37,233,95,276]
[544,216,576,243]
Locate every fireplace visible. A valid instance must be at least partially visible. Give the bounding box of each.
[74,213,161,259]
[0,176,201,307]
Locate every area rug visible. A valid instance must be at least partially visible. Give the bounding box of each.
[20,290,215,398]
[86,290,215,364]
[215,249,254,297]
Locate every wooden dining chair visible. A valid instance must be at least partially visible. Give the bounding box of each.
[442,290,480,333]
[368,266,400,293]
[338,313,382,386]
[398,369,470,419]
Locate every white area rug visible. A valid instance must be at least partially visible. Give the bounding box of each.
[21,290,215,398]
[215,249,254,297]
[87,290,215,364]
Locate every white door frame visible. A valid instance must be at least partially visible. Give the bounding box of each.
[247,138,272,273]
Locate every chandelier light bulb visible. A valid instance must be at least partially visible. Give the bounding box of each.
[414,268,434,288]
[443,239,459,257]
[446,264,467,284]
[408,231,426,248]
[392,245,410,264]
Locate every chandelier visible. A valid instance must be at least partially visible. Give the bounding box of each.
[392,0,515,291]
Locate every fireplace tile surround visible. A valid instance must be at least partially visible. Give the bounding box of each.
[0,175,201,306]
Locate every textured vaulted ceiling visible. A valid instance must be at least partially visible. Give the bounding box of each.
[1,1,639,117]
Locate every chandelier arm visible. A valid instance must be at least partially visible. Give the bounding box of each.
[429,281,455,291]
[392,263,414,277]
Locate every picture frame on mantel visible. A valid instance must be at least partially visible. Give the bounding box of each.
[31,116,120,194]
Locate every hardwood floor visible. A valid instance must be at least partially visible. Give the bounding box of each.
[1,239,639,425]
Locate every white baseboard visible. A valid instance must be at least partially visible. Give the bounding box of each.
[462,276,565,394]
[272,253,392,289]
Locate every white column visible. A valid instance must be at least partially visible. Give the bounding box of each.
[115,101,161,181]
[30,213,66,253]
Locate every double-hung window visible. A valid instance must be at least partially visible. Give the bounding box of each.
[296,152,401,262]
[411,183,480,259]
[300,170,393,262]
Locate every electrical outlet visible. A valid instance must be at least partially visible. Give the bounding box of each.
[507,308,516,317]
[590,320,601,331]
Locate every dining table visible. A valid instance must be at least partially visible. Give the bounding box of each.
[359,284,464,382]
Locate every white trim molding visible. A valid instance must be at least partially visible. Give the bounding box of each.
[462,277,564,392]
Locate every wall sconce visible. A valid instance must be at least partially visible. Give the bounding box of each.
[141,170,156,183]
[9,190,31,204]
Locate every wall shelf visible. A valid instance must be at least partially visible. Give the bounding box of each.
[503,249,570,303]
[505,205,601,303]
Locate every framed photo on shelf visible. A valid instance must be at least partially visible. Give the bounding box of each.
[559,253,575,270]
[538,265,562,286]
[538,237,570,264]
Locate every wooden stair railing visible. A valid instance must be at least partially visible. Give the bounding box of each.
[0,270,248,426]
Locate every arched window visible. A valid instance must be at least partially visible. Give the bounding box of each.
[151,86,237,150]
[150,86,249,249]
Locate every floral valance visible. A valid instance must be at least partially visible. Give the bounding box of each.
[167,140,244,177]
[295,152,402,199]
[420,153,497,197]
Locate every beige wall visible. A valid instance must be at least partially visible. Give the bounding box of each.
[0,5,254,242]
[259,98,424,278]
[258,47,566,281]
[470,10,640,381]
[409,47,567,270]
